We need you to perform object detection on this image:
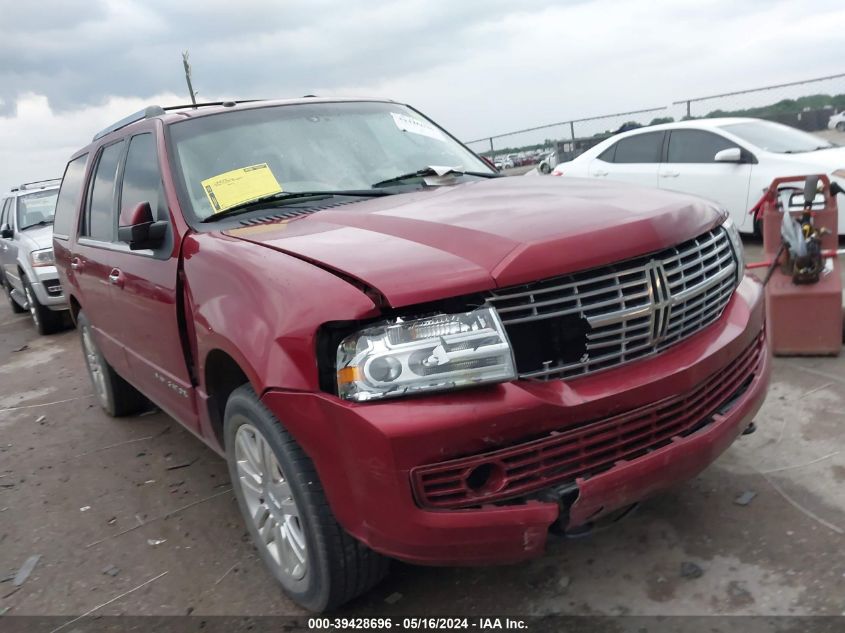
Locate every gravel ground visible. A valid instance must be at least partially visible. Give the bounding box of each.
[1,241,844,620]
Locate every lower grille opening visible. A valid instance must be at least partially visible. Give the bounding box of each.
[411,331,765,510]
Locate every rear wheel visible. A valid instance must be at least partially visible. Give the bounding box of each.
[3,275,26,314]
[78,310,147,416]
[23,277,62,335]
[224,385,388,612]
[837,122,845,132]
[539,162,552,175]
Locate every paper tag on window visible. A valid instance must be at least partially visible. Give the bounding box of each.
[202,163,283,213]
[391,112,445,141]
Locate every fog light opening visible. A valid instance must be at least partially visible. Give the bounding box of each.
[465,462,505,494]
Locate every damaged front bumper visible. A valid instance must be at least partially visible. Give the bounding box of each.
[262,277,769,566]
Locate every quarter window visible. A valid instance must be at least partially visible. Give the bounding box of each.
[119,134,165,225]
[84,142,124,241]
[611,132,663,163]
[667,130,737,163]
[597,145,616,162]
[54,154,89,238]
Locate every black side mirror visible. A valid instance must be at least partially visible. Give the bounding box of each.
[118,202,167,250]
[0,224,12,239]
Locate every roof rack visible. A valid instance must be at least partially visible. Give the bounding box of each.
[91,100,266,141]
[160,99,263,112]
[12,178,62,192]
[92,106,165,141]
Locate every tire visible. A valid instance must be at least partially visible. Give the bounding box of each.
[224,385,388,612]
[837,122,845,132]
[3,275,26,314]
[539,162,551,175]
[23,277,62,335]
[753,216,763,240]
[77,310,147,417]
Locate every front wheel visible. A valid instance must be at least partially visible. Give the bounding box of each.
[23,277,62,335]
[224,385,388,612]
[837,122,845,132]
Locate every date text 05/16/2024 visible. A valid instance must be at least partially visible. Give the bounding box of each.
[307,617,529,630]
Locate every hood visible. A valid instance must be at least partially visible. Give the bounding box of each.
[19,225,54,251]
[224,177,723,308]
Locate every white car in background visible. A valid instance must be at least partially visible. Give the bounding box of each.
[829,111,845,132]
[552,117,845,234]
[537,151,558,174]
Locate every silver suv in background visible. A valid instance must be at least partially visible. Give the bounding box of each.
[0,179,68,333]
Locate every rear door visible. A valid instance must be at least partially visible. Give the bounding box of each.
[589,131,663,188]
[660,129,753,222]
[73,140,132,376]
[104,130,197,428]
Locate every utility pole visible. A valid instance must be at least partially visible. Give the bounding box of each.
[182,50,197,106]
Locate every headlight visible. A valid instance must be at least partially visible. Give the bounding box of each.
[336,306,516,402]
[721,216,744,283]
[30,248,55,268]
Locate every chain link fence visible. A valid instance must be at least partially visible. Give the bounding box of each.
[466,73,845,167]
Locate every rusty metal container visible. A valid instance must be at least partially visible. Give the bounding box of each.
[761,175,842,356]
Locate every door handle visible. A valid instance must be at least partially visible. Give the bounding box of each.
[660,171,680,178]
[108,268,125,288]
[70,257,82,271]
[592,170,608,177]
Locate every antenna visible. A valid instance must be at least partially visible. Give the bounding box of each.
[182,50,198,107]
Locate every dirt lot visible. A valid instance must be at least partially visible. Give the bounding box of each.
[1,240,844,620]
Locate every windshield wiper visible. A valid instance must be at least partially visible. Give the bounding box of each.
[21,219,54,230]
[201,190,393,223]
[372,166,500,188]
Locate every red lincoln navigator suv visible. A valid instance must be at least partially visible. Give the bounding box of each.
[53,98,769,611]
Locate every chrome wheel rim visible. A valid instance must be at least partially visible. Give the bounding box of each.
[81,326,108,406]
[235,423,308,582]
[24,286,38,328]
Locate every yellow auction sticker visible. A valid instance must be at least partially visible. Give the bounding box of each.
[201,163,283,213]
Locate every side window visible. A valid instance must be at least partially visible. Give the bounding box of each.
[597,144,616,162]
[667,130,737,163]
[83,142,124,241]
[612,132,663,163]
[54,154,90,238]
[119,134,165,225]
[0,199,9,228]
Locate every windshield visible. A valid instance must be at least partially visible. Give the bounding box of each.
[168,101,493,220]
[720,120,835,153]
[17,190,59,230]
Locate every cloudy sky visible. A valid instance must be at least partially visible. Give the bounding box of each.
[1,0,843,192]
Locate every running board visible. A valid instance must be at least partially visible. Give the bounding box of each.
[10,288,28,309]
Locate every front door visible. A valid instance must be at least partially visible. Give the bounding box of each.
[104,131,197,428]
[0,199,15,284]
[659,129,753,225]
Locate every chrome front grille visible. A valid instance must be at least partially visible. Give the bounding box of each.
[487,228,738,380]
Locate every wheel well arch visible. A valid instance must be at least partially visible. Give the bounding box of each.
[204,349,251,448]
[68,295,81,324]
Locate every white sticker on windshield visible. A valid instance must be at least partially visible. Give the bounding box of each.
[391,112,445,141]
